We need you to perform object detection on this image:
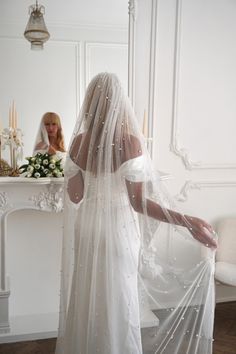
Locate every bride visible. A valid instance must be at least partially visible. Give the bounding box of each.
[33,112,66,165]
[55,72,217,354]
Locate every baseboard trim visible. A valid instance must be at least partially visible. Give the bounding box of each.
[216,296,236,303]
[0,313,58,344]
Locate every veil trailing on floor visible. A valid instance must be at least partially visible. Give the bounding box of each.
[56,73,217,354]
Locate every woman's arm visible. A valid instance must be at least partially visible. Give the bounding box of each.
[48,145,57,155]
[125,179,217,249]
[67,170,84,204]
[123,136,217,249]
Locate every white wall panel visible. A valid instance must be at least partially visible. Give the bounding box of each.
[134,0,236,303]
[171,0,236,169]
[0,1,128,341]
[85,42,128,93]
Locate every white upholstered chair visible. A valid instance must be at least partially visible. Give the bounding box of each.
[215,218,236,286]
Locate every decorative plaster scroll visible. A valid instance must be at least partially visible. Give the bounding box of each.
[170,136,201,170]
[176,180,236,202]
[0,192,10,215]
[175,180,200,202]
[30,184,64,213]
[128,0,137,20]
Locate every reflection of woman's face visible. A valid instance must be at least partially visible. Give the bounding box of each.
[44,121,59,137]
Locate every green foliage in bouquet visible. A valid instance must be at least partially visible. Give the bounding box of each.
[19,152,64,178]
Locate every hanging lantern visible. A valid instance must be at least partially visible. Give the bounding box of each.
[24,0,50,50]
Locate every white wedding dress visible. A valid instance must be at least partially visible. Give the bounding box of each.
[56,73,216,354]
[59,156,145,354]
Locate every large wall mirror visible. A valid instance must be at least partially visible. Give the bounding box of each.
[0,0,129,338]
[0,0,128,159]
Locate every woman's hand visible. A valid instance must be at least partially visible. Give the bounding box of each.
[184,215,218,249]
[48,145,57,155]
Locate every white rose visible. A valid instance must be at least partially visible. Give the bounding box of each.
[34,172,41,178]
[49,163,55,169]
[27,165,34,172]
[55,171,62,178]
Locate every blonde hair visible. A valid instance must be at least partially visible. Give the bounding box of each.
[42,112,66,152]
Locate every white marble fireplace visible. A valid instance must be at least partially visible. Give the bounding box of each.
[0,177,64,340]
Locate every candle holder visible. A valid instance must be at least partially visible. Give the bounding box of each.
[0,128,23,177]
[145,137,153,143]
[144,137,153,153]
[0,158,13,177]
[0,101,23,176]
[142,110,153,145]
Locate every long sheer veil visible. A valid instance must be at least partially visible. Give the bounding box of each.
[33,118,50,155]
[56,72,216,354]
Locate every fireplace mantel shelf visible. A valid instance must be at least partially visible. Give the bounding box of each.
[0,176,64,185]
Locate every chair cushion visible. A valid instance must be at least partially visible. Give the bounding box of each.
[216,218,236,263]
[215,261,236,286]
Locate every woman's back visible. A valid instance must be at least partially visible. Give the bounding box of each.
[70,131,142,175]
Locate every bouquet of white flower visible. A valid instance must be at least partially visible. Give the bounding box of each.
[19,152,64,178]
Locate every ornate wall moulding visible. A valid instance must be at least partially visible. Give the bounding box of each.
[128,0,137,20]
[175,180,236,202]
[170,136,201,170]
[128,0,137,105]
[147,0,158,158]
[129,0,158,157]
[30,184,64,213]
[170,0,236,170]
[0,192,11,215]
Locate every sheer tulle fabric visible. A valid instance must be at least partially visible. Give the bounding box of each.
[55,73,215,354]
[33,119,50,155]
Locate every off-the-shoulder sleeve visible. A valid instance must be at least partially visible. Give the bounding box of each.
[120,155,149,182]
[55,151,66,168]
[65,156,82,178]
